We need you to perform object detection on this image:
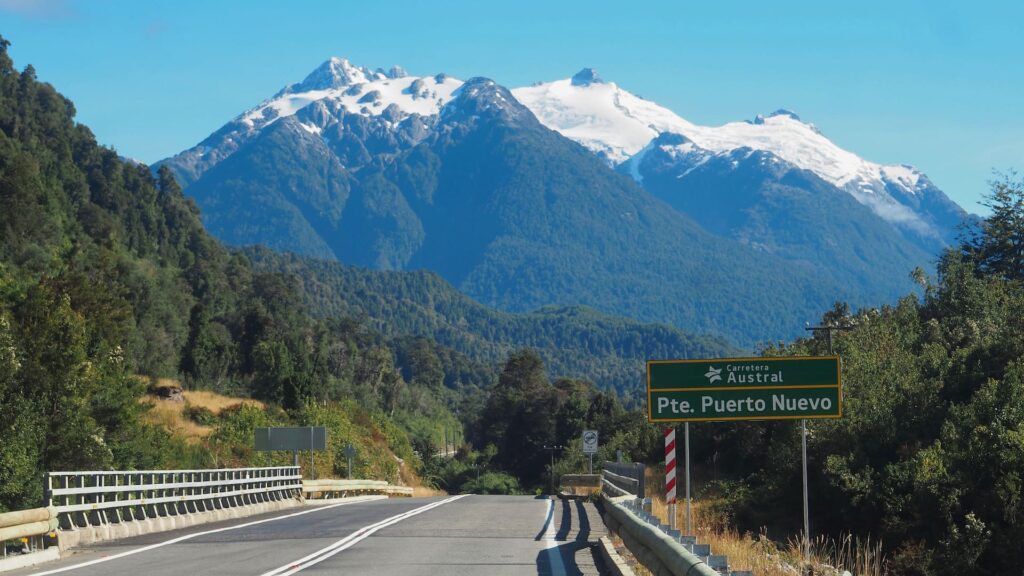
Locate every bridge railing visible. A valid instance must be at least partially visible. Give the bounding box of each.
[301,479,412,498]
[0,507,57,561]
[601,461,645,498]
[44,466,302,529]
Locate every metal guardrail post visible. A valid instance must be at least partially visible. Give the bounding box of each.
[636,463,645,499]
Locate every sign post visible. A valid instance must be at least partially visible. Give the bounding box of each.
[343,444,356,479]
[582,430,598,474]
[647,357,842,549]
[802,324,851,566]
[542,445,563,495]
[684,421,691,534]
[664,427,677,530]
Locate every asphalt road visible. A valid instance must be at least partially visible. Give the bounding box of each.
[9,495,607,576]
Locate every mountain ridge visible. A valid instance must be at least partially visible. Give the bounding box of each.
[156,58,969,347]
[513,69,968,246]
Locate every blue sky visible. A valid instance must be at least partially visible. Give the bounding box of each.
[2,0,1021,213]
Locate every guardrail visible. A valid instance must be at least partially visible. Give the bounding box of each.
[558,474,602,497]
[602,495,753,576]
[302,479,412,498]
[601,461,645,498]
[604,495,721,576]
[1,467,414,570]
[45,466,302,530]
[0,508,57,560]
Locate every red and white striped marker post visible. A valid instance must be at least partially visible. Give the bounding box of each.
[665,426,677,529]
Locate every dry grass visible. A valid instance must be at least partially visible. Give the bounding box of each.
[412,485,448,497]
[182,390,265,413]
[139,380,264,444]
[640,468,885,576]
[397,457,447,497]
[138,378,439,494]
[143,400,214,443]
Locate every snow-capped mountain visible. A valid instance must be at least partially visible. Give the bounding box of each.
[163,58,463,187]
[156,58,970,347]
[512,69,966,244]
[247,57,462,130]
[165,60,964,249]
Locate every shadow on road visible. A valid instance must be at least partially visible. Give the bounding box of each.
[534,497,603,576]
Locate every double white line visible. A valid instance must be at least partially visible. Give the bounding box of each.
[29,496,387,575]
[258,494,468,576]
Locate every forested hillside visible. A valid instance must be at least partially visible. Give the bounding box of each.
[244,248,740,398]
[689,178,1024,576]
[0,37,666,510]
[0,37,470,510]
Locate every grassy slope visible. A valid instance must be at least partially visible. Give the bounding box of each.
[138,379,428,488]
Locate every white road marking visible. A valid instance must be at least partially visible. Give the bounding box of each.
[540,498,567,576]
[259,494,469,575]
[27,496,387,575]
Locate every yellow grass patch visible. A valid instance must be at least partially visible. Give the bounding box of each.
[640,468,883,576]
[139,379,264,445]
[143,400,213,443]
[182,390,264,414]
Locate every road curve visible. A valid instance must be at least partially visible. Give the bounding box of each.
[8,495,607,576]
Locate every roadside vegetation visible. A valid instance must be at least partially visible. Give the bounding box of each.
[0,37,464,511]
[1,34,1023,575]
[633,176,1024,576]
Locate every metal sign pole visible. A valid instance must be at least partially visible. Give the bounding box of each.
[685,421,692,535]
[802,419,809,566]
[797,325,848,569]
[550,449,555,495]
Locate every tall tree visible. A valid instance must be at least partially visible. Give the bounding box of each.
[962,173,1024,281]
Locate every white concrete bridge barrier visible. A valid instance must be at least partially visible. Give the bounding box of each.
[0,467,416,572]
[44,466,303,550]
[302,479,413,499]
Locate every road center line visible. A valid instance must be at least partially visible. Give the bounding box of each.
[259,494,469,575]
[541,498,567,576]
[29,496,386,575]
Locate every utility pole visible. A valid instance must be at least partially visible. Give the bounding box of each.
[542,445,563,495]
[802,323,852,567]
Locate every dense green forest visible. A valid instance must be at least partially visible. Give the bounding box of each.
[680,177,1023,576]
[0,37,478,510]
[244,247,739,400]
[0,37,657,509]
[429,348,663,493]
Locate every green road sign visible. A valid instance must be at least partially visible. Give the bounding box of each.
[254,426,327,451]
[647,356,841,423]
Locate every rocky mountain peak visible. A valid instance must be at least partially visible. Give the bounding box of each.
[570,68,604,87]
[443,77,536,126]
